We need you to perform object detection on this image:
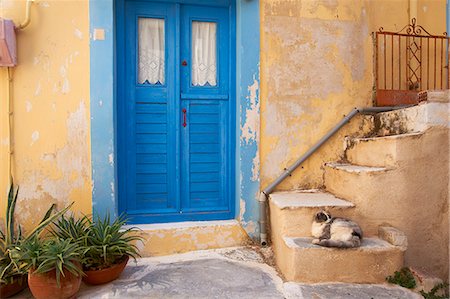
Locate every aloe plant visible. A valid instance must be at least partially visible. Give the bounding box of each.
[18,237,84,287]
[0,183,73,285]
[82,214,142,270]
[51,214,89,246]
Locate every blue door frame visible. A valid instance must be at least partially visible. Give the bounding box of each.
[90,0,260,238]
[116,0,236,223]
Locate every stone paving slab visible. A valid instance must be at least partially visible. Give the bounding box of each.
[284,282,422,299]
[11,247,421,299]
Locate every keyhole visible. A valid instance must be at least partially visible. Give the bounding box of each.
[181,60,188,66]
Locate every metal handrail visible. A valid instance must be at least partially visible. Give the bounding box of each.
[258,106,412,246]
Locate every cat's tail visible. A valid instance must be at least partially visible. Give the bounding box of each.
[317,236,361,248]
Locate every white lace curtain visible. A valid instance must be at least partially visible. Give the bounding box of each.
[138,18,165,85]
[192,21,217,87]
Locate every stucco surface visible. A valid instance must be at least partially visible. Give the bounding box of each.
[260,0,376,191]
[325,127,449,280]
[259,0,447,191]
[0,0,92,228]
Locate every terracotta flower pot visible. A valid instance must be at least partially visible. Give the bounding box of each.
[0,275,27,298]
[28,267,82,299]
[83,255,129,285]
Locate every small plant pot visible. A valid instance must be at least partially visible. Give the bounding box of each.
[28,267,82,299]
[83,255,129,285]
[0,275,27,298]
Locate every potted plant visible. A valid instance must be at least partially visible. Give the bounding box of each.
[17,237,84,299]
[0,184,72,298]
[52,213,142,285]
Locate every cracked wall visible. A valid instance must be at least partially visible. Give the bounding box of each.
[259,0,446,191]
[0,0,91,228]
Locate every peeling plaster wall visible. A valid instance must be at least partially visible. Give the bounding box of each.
[0,1,91,228]
[90,0,115,218]
[259,0,447,191]
[237,0,261,238]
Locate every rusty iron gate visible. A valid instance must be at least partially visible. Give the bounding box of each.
[374,18,449,106]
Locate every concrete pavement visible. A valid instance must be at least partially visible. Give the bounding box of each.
[11,247,421,299]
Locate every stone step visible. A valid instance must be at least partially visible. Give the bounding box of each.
[374,100,448,137]
[345,132,424,167]
[277,236,405,283]
[128,220,249,256]
[269,190,354,238]
[323,162,399,235]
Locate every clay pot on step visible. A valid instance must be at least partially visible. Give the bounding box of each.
[28,267,82,299]
[83,255,129,285]
[0,275,27,298]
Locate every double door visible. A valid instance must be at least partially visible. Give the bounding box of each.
[118,1,234,223]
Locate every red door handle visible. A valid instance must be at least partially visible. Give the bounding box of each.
[182,108,187,127]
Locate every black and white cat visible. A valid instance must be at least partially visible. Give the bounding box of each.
[311,210,363,248]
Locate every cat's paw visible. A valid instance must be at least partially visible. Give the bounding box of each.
[312,239,320,245]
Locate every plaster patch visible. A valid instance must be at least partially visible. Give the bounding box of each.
[33,52,51,73]
[52,83,58,93]
[31,131,40,145]
[240,76,260,144]
[242,220,258,236]
[62,78,70,94]
[38,2,50,8]
[108,153,114,165]
[1,138,9,146]
[19,102,89,209]
[251,150,260,182]
[239,198,246,222]
[74,28,83,40]
[25,101,32,112]
[34,81,41,96]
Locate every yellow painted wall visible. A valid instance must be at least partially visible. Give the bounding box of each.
[259,0,446,191]
[416,0,447,35]
[0,0,91,229]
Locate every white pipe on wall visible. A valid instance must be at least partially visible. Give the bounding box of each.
[16,0,34,30]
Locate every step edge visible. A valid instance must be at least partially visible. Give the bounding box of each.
[283,236,405,251]
[349,131,424,143]
[269,190,355,209]
[123,219,240,231]
[325,162,393,172]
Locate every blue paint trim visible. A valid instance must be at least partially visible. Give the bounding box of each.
[236,0,260,239]
[90,0,117,218]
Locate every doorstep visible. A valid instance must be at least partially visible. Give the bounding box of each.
[125,220,250,256]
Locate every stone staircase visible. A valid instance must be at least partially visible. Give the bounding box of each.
[269,96,449,283]
[269,190,405,283]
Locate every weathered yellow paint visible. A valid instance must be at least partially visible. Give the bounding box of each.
[259,0,446,191]
[417,0,447,34]
[0,0,91,229]
[133,221,250,257]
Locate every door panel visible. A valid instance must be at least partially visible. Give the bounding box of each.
[181,100,228,212]
[119,1,234,223]
[124,2,178,215]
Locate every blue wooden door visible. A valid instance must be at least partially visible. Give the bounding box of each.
[118,1,234,223]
